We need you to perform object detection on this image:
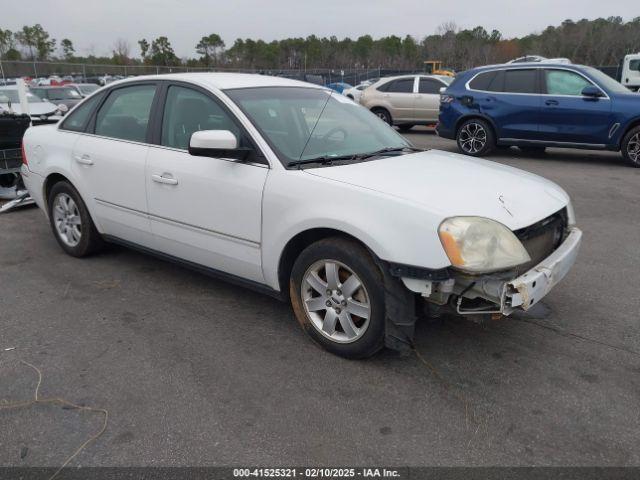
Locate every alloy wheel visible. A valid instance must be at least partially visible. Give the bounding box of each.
[301,259,371,344]
[459,122,487,154]
[53,193,82,247]
[628,133,640,164]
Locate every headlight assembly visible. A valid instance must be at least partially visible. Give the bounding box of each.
[438,217,531,274]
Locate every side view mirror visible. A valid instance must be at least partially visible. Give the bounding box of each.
[581,85,604,98]
[188,130,253,161]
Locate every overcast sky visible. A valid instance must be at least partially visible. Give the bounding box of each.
[3,0,633,58]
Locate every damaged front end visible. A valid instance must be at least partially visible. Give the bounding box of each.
[386,210,582,351]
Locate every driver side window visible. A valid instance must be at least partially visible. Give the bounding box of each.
[161,86,240,150]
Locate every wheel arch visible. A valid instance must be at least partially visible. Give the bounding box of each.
[277,227,378,299]
[618,117,640,149]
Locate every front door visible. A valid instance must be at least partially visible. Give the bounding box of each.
[383,77,416,122]
[538,68,613,145]
[415,77,444,123]
[71,83,158,246]
[145,84,268,283]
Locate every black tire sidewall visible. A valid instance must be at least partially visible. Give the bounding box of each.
[47,181,101,257]
[622,127,640,167]
[290,238,385,359]
[456,118,495,156]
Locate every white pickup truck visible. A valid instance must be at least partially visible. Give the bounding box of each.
[621,53,640,91]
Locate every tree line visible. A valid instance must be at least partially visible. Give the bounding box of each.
[1,17,639,72]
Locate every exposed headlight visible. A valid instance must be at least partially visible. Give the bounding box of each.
[438,217,531,273]
[57,103,68,113]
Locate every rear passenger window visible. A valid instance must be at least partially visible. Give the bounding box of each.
[386,78,415,93]
[161,86,240,150]
[60,92,105,132]
[503,69,538,94]
[94,85,156,142]
[544,70,593,96]
[419,78,443,94]
[469,71,498,91]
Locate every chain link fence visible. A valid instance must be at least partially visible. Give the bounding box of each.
[0,60,419,86]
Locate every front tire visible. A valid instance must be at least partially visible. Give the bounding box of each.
[621,126,640,167]
[289,237,385,359]
[48,180,104,257]
[397,124,415,132]
[456,118,495,156]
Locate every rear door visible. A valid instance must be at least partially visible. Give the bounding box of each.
[72,83,158,246]
[476,68,542,141]
[145,83,268,283]
[415,77,445,122]
[383,77,416,122]
[539,68,613,145]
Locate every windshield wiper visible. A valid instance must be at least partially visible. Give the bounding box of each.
[288,153,359,167]
[288,146,423,168]
[355,146,423,160]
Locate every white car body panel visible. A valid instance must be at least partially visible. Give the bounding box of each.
[145,146,268,283]
[21,73,577,305]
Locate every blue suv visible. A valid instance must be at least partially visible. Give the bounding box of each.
[437,63,640,167]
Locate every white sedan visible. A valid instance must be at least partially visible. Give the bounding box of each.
[342,82,371,103]
[21,73,582,358]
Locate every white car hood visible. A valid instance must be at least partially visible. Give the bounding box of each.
[0,102,58,116]
[305,149,569,231]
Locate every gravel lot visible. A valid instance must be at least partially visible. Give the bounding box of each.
[1,128,639,468]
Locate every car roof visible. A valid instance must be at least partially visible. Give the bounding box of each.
[470,62,589,73]
[106,72,324,91]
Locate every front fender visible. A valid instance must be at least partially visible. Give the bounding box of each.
[260,170,451,291]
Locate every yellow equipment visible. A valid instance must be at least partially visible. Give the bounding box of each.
[423,60,455,77]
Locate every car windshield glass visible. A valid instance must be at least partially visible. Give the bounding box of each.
[79,84,99,95]
[584,67,630,94]
[0,90,43,103]
[225,87,410,166]
[48,88,82,100]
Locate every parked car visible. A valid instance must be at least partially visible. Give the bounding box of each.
[21,73,581,358]
[0,86,62,123]
[360,74,453,130]
[437,62,640,167]
[326,82,352,94]
[30,86,83,113]
[67,83,101,98]
[342,82,372,103]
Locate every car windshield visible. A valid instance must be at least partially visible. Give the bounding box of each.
[225,86,410,166]
[48,88,82,100]
[78,84,99,95]
[584,67,630,94]
[0,89,44,104]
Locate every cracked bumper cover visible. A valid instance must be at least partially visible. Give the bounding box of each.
[505,227,582,312]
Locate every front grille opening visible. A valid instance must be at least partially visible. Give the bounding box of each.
[513,208,567,273]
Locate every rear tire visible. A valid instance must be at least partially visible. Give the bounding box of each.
[47,180,104,257]
[456,118,495,156]
[289,237,385,359]
[371,108,392,125]
[621,126,640,167]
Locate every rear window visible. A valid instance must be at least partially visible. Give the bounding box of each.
[386,78,415,93]
[60,92,105,132]
[503,69,538,94]
[468,71,497,91]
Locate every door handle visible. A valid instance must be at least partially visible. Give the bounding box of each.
[545,99,559,106]
[151,174,178,185]
[74,154,93,165]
